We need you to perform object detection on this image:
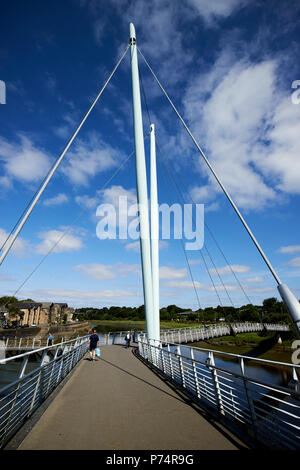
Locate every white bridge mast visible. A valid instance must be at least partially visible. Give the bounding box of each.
[130,23,158,344]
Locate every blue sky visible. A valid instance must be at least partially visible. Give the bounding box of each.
[0,0,300,310]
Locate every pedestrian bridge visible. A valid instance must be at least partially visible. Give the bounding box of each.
[0,324,299,450]
[0,321,290,354]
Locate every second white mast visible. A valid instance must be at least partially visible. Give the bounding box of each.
[150,123,160,344]
[130,23,155,342]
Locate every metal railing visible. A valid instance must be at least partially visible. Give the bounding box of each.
[0,329,142,447]
[160,323,289,344]
[0,336,61,350]
[0,336,89,448]
[0,330,141,351]
[137,337,300,449]
[0,323,288,351]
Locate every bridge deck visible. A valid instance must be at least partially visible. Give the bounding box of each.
[17,345,246,450]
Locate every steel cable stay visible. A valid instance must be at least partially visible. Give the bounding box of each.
[137,46,282,286]
[138,43,300,334]
[156,156,202,312]
[157,151,229,318]
[156,148,253,305]
[138,45,300,332]
[139,64,244,313]
[158,145,257,311]
[12,147,136,297]
[0,43,130,265]
[140,68,204,312]
[156,144,237,310]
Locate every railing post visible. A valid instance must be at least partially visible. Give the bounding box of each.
[239,357,259,439]
[177,345,186,388]
[207,351,224,415]
[0,355,29,448]
[167,343,174,380]
[28,349,48,415]
[190,348,201,399]
[56,344,67,385]
[69,339,78,372]
[44,346,60,396]
[160,342,166,374]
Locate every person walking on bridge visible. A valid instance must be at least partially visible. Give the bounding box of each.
[48,332,53,346]
[88,328,100,361]
[124,331,131,348]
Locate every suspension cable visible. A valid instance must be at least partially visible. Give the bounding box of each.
[137,46,281,286]
[140,66,203,311]
[140,63,239,311]
[0,43,130,266]
[157,151,227,315]
[13,148,134,297]
[156,156,202,311]
[162,153,253,305]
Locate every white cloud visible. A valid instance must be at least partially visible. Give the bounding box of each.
[53,113,77,140]
[185,58,279,211]
[100,185,136,209]
[21,288,136,304]
[0,227,29,257]
[97,185,137,231]
[61,133,121,186]
[74,262,140,280]
[252,98,300,196]
[75,194,100,209]
[209,264,251,276]
[75,263,116,280]
[188,259,201,266]
[245,276,265,283]
[183,43,300,211]
[125,241,140,253]
[79,0,193,87]
[159,266,187,280]
[36,230,84,255]
[278,245,300,255]
[186,0,248,25]
[246,286,276,294]
[43,193,69,207]
[125,240,168,253]
[286,257,300,268]
[0,176,12,189]
[163,279,238,292]
[0,134,52,184]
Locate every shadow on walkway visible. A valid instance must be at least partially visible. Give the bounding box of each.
[101,349,248,450]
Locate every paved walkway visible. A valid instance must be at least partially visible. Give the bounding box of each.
[18,345,246,450]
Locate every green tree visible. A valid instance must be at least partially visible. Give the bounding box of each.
[0,296,18,306]
[238,304,260,322]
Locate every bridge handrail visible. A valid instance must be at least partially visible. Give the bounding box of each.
[137,337,300,450]
[0,335,90,364]
[153,340,300,370]
[0,336,89,448]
